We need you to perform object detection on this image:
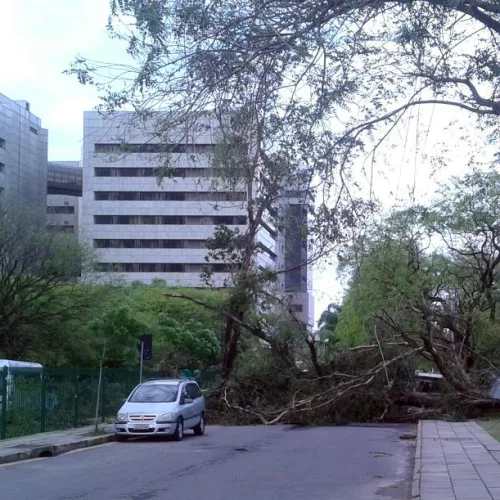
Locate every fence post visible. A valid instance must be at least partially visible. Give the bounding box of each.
[73,374,79,428]
[40,370,46,433]
[100,369,107,423]
[1,367,7,440]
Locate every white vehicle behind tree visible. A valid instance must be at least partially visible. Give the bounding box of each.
[114,379,205,442]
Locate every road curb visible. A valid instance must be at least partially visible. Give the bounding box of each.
[411,420,422,499]
[0,433,116,465]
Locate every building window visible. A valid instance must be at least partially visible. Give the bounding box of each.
[94,143,215,154]
[93,215,246,225]
[94,239,206,249]
[0,162,4,173]
[47,206,75,214]
[94,167,215,178]
[290,304,303,313]
[0,138,5,149]
[96,262,229,273]
[30,127,38,135]
[94,168,112,177]
[48,225,75,232]
[94,191,246,202]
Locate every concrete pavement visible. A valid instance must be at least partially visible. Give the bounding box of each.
[0,424,114,464]
[0,424,414,500]
[414,420,500,500]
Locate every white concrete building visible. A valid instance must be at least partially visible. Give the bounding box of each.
[47,161,82,232]
[47,194,81,232]
[81,111,313,326]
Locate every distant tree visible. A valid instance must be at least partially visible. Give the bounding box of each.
[0,201,92,359]
[318,304,342,342]
[89,307,146,369]
[22,285,224,370]
[338,170,500,396]
[155,314,221,373]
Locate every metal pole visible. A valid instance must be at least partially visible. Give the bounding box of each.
[1,367,7,440]
[139,341,144,383]
[94,360,104,434]
[40,370,46,433]
[73,374,79,428]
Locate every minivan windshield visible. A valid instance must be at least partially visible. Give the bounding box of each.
[129,384,178,403]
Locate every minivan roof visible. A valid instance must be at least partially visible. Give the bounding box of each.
[142,378,184,385]
[0,360,43,369]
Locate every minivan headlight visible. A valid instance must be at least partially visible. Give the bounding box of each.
[116,412,128,422]
[157,413,176,423]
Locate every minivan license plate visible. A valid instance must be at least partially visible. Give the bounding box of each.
[132,424,150,430]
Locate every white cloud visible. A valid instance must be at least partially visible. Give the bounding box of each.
[0,0,128,160]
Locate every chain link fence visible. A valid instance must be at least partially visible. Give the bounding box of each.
[0,367,160,440]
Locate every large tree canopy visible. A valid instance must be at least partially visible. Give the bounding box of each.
[336,169,500,394]
[66,0,500,415]
[0,202,92,359]
[71,0,499,183]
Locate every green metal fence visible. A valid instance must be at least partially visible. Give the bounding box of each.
[0,367,160,440]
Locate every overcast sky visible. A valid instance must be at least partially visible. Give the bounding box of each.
[1,0,486,324]
[0,0,127,160]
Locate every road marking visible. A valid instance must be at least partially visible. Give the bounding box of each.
[62,442,117,456]
[0,442,117,468]
[0,457,48,469]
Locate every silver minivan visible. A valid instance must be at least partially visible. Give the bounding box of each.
[114,379,205,441]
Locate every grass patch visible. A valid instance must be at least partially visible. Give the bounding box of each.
[478,416,500,442]
[85,428,111,437]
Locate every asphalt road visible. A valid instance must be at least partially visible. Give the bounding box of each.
[1,424,415,500]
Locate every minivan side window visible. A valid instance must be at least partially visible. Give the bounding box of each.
[186,383,202,399]
[181,386,190,403]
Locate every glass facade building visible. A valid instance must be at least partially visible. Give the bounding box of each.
[0,93,48,207]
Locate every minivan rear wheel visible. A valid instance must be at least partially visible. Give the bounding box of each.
[193,414,205,436]
[173,418,184,441]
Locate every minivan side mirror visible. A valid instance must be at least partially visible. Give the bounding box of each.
[183,398,193,405]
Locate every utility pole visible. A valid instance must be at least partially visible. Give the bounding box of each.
[137,334,152,384]
[139,341,144,384]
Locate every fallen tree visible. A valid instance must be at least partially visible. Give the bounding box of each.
[198,171,500,425]
[70,0,500,424]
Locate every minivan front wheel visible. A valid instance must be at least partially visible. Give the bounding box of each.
[193,414,205,436]
[173,418,184,441]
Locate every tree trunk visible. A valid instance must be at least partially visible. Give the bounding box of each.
[221,319,241,381]
[394,392,447,408]
[306,337,324,378]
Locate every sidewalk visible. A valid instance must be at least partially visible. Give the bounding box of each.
[0,425,115,465]
[414,420,500,500]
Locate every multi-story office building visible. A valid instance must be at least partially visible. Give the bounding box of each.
[81,111,313,325]
[47,161,82,232]
[48,161,82,196]
[282,191,315,328]
[0,93,48,207]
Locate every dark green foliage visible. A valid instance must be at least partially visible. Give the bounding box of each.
[0,202,92,360]
[334,170,500,393]
[20,285,224,372]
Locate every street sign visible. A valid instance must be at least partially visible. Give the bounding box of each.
[138,334,153,384]
[138,334,153,361]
